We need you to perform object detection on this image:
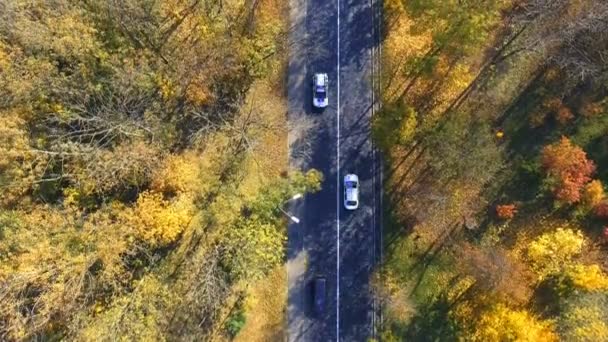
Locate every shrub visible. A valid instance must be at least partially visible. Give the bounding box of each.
[225,309,246,338]
[496,204,517,220]
[555,106,574,125]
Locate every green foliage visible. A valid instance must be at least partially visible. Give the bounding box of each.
[223,170,322,281]
[558,291,608,341]
[245,170,322,224]
[226,308,247,338]
[425,115,503,184]
[373,103,418,151]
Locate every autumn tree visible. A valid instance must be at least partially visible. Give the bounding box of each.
[595,202,608,219]
[565,264,608,291]
[373,103,418,151]
[458,244,532,305]
[472,304,558,341]
[581,180,605,211]
[541,137,596,204]
[558,291,608,341]
[223,170,322,280]
[527,227,585,279]
[0,0,294,340]
[425,115,503,185]
[496,204,517,220]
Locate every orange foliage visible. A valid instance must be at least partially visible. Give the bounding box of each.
[541,137,596,204]
[543,98,563,111]
[540,98,575,125]
[555,106,574,125]
[496,204,517,220]
[579,99,604,117]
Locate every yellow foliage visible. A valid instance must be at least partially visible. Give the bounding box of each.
[156,74,177,101]
[582,179,605,209]
[66,140,161,196]
[399,109,418,143]
[185,80,210,106]
[566,264,608,291]
[473,304,558,342]
[0,204,133,340]
[129,191,194,246]
[0,111,42,206]
[151,152,201,195]
[76,275,174,342]
[235,266,286,342]
[372,270,417,323]
[527,228,584,279]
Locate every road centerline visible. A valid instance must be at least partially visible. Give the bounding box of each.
[336,0,341,339]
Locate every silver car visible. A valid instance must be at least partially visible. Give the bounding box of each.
[313,73,329,108]
[344,174,359,210]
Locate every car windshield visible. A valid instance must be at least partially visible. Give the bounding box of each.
[345,181,357,188]
[315,87,326,98]
[346,200,357,206]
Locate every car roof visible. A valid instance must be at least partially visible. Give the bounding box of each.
[314,73,327,86]
[345,187,358,200]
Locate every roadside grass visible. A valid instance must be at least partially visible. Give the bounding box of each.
[234,266,287,342]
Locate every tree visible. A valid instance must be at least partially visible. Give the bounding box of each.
[127,191,194,247]
[372,103,418,151]
[581,180,605,211]
[541,136,596,204]
[0,112,44,207]
[527,227,585,279]
[151,151,203,196]
[558,291,608,341]
[472,304,558,342]
[76,275,175,341]
[565,264,608,291]
[458,244,531,305]
[222,170,322,281]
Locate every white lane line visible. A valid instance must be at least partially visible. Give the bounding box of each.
[336,0,341,338]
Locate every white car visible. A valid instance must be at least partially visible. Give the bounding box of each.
[344,174,359,210]
[313,73,329,108]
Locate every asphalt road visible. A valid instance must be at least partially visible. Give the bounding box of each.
[287,0,381,339]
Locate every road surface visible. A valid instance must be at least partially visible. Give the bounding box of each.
[286,0,381,339]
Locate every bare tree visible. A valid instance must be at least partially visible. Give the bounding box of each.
[288,114,318,170]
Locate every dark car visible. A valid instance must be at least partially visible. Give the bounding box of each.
[313,276,326,316]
